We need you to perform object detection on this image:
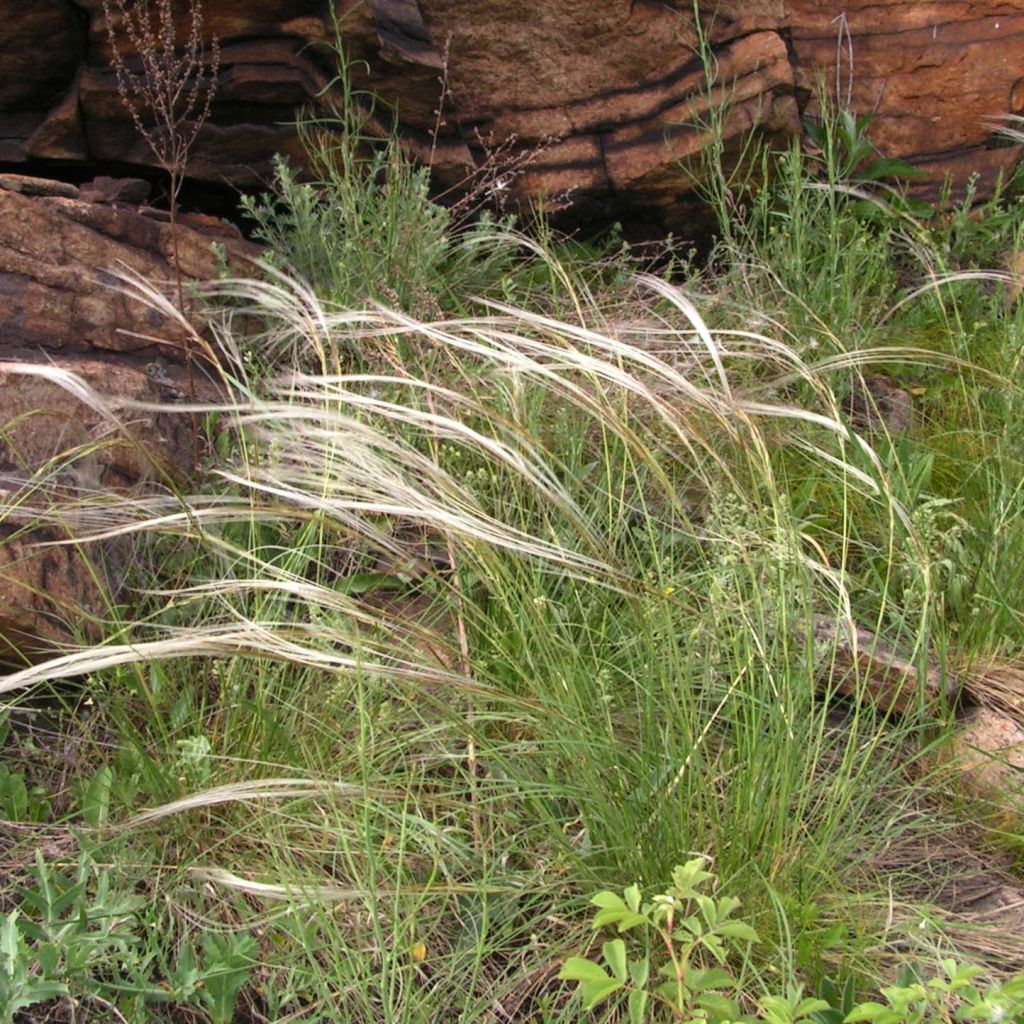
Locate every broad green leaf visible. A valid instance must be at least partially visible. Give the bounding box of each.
[614,911,650,933]
[959,1003,1002,1022]
[762,995,792,1013]
[818,977,841,1008]
[845,1002,891,1023]
[559,957,611,984]
[1000,977,1024,1000]
[655,980,686,1010]
[0,768,28,821]
[838,975,857,1014]
[811,1008,845,1024]
[882,983,925,1004]
[697,991,741,1020]
[862,157,926,181]
[689,966,735,992]
[333,571,406,594]
[795,998,833,1018]
[592,908,629,930]
[762,994,797,1024]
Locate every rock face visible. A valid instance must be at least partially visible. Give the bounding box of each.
[0,356,207,664]
[0,175,250,665]
[789,1,1024,197]
[0,1,1020,232]
[945,706,1024,830]
[0,174,259,355]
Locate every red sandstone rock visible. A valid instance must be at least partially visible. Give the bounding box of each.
[789,0,1024,199]
[0,179,253,664]
[0,354,216,664]
[1,1,1019,230]
[0,184,259,354]
[944,706,1024,829]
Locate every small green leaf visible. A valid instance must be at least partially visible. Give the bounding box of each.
[678,914,702,936]
[716,895,741,918]
[82,766,113,828]
[629,956,650,988]
[559,957,611,984]
[696,894,716,925]
[581,978,624,1010]
[701,933,726,962]
[36,942,60,976]
[602,939,627,984]
[624,884,642,913]
[717,920,759,943]
[628,988,649,1024]
[591,892,628,911]
[199,932,258,1024]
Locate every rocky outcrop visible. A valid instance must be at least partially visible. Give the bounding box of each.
[1,2,1021,232]
[0,173,259,355]
[945,705,1024,830]
[0,355,208,664]
[0,174,250,664]
[789,1,1024,197]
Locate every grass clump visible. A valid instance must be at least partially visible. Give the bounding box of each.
[3,54,1024,1024]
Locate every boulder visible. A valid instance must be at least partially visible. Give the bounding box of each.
[0,1,1020,231]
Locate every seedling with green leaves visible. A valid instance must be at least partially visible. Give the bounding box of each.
[0,911,67,1021]
[843,961,1024,1024]
[560,858,766,1022]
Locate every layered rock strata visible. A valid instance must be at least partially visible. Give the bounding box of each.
[1,1,1020,232]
